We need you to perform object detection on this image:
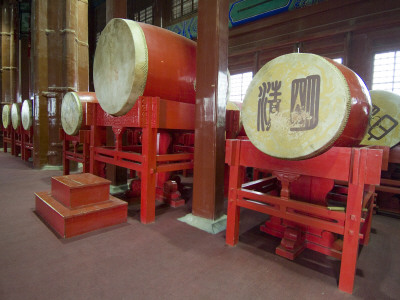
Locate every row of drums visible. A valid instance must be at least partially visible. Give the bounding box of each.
[89,18,400,160]
[2,18,400,161]
[2,100,33,132]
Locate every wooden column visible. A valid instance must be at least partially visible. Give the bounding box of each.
[347,33,373,89]
[31,0,88,167]
[106,0,127,21]
[153,0,164,27]
[32,0,49,167]
[192,0,229,220]
[1,1,13,104]
[105,0,128,187]
[10,2,18,103]
[20,36,30,101]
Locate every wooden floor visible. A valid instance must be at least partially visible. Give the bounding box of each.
[0,151,399,299]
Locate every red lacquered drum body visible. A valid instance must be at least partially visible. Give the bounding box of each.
[242,53,371,160]
[61,92,98,136]
[93,18,196,116]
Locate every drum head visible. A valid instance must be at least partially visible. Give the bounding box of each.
[361,90,400,147]
[93,18,148,116]
[61,92,83,136]
[11,103,21,130]
[242,53,351,160]
[2,105,11,129]
[21,100,33,130]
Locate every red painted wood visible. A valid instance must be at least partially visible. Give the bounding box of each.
[13,127,23,157]
[2,127,13,153]
[51,173,111,208]
[21,127,34,161]
[228,140,353,181]
[61,129,92,175]
[88,96,196,224]
[35,191,127,238]
[225,138,383,294]
[327,59,371,148]
[138,23,196,105]
[226,140,244,246]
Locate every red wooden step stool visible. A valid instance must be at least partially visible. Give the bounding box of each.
[35,173,127,238]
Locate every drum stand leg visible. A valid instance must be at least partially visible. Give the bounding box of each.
[140,126,157,224]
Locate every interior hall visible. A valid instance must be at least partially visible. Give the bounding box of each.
[1,0,399,299]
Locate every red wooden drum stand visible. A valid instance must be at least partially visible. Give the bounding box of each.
[374,145,400,216]
[60,129,94,175]
[2,126,13,154]
[21,126,34,161]
[88,96,195,224]
[225,139,383,294]
[13,126,23,157]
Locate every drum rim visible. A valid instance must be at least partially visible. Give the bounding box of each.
[21,99,33,131]
[242,53,352,160]
[61,92,83,136]
[93,18,148,116]
[11,103,21,130]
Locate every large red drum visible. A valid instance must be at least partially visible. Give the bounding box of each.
[242,53,371,160]
[93,18,196,116]
[61,92,98,136]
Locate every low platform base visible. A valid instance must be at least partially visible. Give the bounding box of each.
[35,191,127,238]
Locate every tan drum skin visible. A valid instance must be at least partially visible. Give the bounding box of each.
[2,104,11,129]
[11,103,21,130]
[361,90,400,148]
[21,100,33,131]
[242,53,371,160]
[61,92,98,136]
[93,18,197,116]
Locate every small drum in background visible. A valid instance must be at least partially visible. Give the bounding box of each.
[2,104,11,129]
[226,100,247,137]
[61,92,98,136]
[21,100,33,131]
[11,103,21,130]
[361,90,400,148]
[242,53,371,160]
[226,101,241,111]
[93,18,196,116]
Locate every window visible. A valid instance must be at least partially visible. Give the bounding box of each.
[332,57,343,64]
[372,51,400,95]
[172,0,198,19]
[134,6,153,24]
[230,72,253,103]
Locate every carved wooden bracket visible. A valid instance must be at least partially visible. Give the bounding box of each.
[272,171,301,199]
[112,126,125,151]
